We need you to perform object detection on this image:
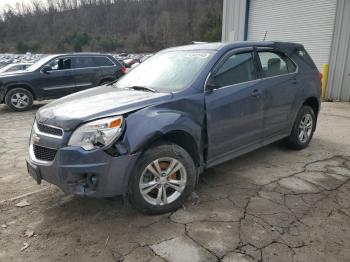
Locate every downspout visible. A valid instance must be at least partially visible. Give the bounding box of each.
[244,0,250,41]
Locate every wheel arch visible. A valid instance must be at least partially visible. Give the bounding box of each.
[303,96,320,116]
[5,83,36,99]
[141,130,201,168]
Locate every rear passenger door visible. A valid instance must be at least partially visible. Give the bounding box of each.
[71,56,100,92]
[255,48,299,143]
[205,48,264,166]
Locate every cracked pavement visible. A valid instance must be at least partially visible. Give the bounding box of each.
[0,102,350,262]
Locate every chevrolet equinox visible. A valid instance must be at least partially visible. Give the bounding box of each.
[26,42,321,214]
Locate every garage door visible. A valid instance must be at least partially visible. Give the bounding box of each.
[247,0,337,70]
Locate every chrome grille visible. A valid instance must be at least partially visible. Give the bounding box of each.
[36,122,63,137]
[33,145,57,162]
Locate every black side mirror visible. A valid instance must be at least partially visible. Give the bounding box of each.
[42,65,52,73]
[206,77,220,91]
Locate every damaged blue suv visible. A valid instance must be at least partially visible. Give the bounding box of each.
[26,42,321,214]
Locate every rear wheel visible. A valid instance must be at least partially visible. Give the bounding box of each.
[5,88,33,111]
[286,105,316,150]
[128,143,196,215]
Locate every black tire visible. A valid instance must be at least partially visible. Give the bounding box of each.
[286,105,316,150]
[128,143,196,215]
[5,88,34,112]
[99,79,113,86]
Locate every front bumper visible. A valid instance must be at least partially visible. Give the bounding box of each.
[27,145,140,198]
[0,86,5,103]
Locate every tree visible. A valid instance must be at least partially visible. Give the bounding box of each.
[0,0,223,53]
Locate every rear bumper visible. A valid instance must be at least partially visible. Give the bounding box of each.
[27,146,140,198]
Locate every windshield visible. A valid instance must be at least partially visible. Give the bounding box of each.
[115,50,214,92]
[26,55,58,71]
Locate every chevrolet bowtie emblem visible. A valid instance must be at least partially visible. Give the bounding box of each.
[32,133,40,143]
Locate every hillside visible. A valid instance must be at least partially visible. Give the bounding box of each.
[0,0,223,53]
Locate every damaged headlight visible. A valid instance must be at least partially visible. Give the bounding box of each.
[68,116,124,151]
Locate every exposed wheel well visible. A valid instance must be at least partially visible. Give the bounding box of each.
[303,97,319,116]
[6,84,36,99]
[145,131,200,167]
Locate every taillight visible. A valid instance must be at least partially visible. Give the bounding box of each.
[120,66,126,74]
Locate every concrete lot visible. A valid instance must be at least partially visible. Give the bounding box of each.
[0,102,350,262]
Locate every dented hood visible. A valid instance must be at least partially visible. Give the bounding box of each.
[36,85,171,130]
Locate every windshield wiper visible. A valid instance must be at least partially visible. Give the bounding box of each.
[128,86,158,93]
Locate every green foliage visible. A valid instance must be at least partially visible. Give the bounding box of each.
[0,0,223,53]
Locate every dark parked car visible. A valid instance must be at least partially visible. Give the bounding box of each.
[0,53,126,111]
[26,42,321,214]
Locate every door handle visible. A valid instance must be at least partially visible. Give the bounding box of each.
[251,89,261,97]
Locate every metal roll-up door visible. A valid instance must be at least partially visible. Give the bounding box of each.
[247,0,337,70]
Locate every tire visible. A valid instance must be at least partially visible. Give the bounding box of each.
[5,88,34,112]
[286,105,316,150]
[128,142,196,215]
[99,79,113,86]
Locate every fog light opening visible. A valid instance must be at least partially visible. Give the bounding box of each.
[86,174,98,190]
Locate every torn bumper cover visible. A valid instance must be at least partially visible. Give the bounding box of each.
[26,146,140,198]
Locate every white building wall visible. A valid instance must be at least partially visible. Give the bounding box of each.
[221,0,246,42]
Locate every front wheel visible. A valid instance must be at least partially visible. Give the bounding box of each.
[286,105,316,150]
[128,143,196,215]
[5,88,33,111]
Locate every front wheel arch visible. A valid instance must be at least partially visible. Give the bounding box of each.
[6,84,36,100]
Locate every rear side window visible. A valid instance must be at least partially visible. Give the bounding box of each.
[213,52,256,87]
[71,57,95,69]
[94,57,115,67]
[258,51,296,78]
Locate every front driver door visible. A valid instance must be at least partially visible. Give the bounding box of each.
[39,57,76,98]
[205,48,265,167]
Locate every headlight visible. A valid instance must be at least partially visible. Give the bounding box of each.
[68,116,124,151]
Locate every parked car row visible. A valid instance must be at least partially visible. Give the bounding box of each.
[0,53,44,69]
[0,52,153,71]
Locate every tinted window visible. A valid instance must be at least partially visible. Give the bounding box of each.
[94,57,115,67]
[213,52,255,87]
[71,57,95,69]
[47,58,71,70]
[258,51,296,78]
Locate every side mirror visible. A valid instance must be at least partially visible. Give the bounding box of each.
[42,65,52,73]
[206,77,220,91]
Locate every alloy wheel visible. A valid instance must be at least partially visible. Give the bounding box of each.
[298,113,313,143]
[139,157,187,206]
[10,92,30,109]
